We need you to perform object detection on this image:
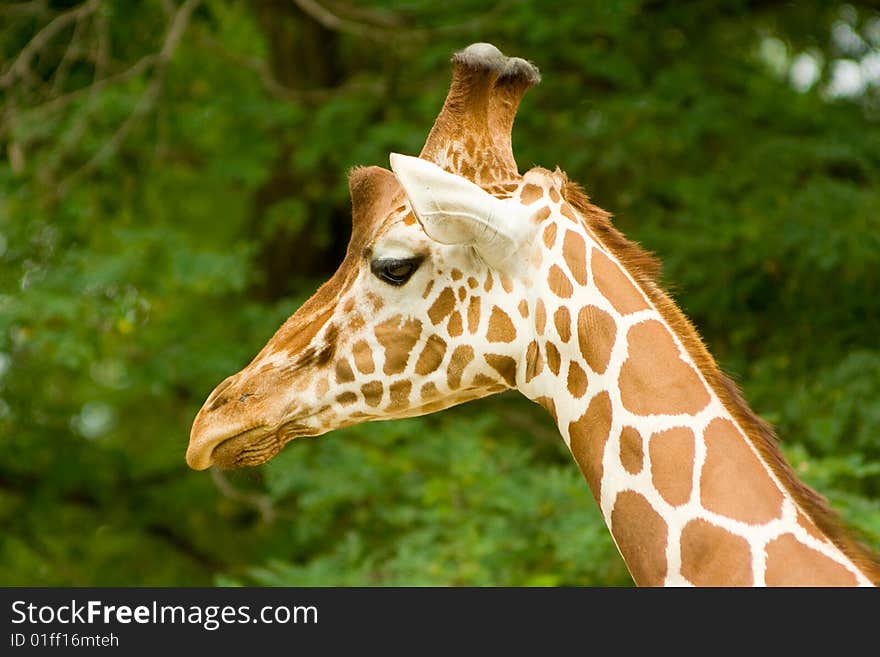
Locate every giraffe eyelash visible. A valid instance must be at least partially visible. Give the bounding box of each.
[370,257,424,286]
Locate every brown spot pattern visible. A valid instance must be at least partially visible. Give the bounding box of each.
[619,427,644,474]
[553,306,571,342]
[447,345,474,389]
[414,335,447,376]
[375,315,422,375]
[560,203,578,223]
[485,354,517,387]
[568,391,612,502]
[680,519,753,586]
[577,305,616,375]
[518,299,529,318]
[611,491,668,586]
[567,361,588,398]
[562,230,588,286]
[349,314,365,332]
[591,249,649,315]
[535,299,546,335]
[545,341,561,375]
[521,183,543,205]
[388,380,412,411]
[336,391,357,405]
[548,265,573,298]
[525,340,544,383]
[543,223,557,249]
[649,427,694,506]
[447,311,463,337]
[421,381,438,400]
[361,381,383,407]
[701,418,784,524]
[533,206,551,224]
[315,376,329,398]
[619,320,710,415]
[352,340,375,375]
[472,373,500,388]
[487,306,516,343]
[764,534,857,586]
[526,249,544,272]
[335,358,355,384]
[428,288,456,325]
[530,245,543,269]
[467,297,481,334]
[366,292,383,311]
[797,511,826,542]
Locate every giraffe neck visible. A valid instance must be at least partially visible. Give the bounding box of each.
[517,188,875,586]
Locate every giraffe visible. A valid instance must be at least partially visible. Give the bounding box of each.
[186,43,880,587]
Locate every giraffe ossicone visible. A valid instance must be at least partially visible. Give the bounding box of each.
[187,43,880,587]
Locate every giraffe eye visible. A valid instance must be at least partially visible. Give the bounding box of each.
[371,257,423,286]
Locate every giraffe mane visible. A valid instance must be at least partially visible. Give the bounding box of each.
[560,174,880,585]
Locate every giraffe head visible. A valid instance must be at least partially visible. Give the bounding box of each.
[186,44,550,470]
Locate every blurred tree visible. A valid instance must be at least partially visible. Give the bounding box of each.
[0,0,877,586]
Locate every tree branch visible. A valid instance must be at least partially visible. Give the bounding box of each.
[47,4,89,94]
[27,53,158,118]
[4,0,50,17]
[57,0,201,196]
[291,0,511,44]
[211,468,279,525]
[0,0,101,90]
[195,32,383,103]
[292,0,388,41]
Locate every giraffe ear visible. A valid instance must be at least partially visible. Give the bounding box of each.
[389,152,531,269]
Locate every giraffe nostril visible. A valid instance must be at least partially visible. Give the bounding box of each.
[206,375,237,411]
[207,393,230,412]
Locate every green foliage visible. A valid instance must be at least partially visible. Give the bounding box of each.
[1,0,878,586]
[229,407,629,586]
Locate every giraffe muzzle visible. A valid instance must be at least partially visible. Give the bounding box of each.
[209,425,281,469]
[187,394,327,470]
[211,420,323,469]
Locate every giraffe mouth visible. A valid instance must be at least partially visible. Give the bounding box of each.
[210,418,323,469]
